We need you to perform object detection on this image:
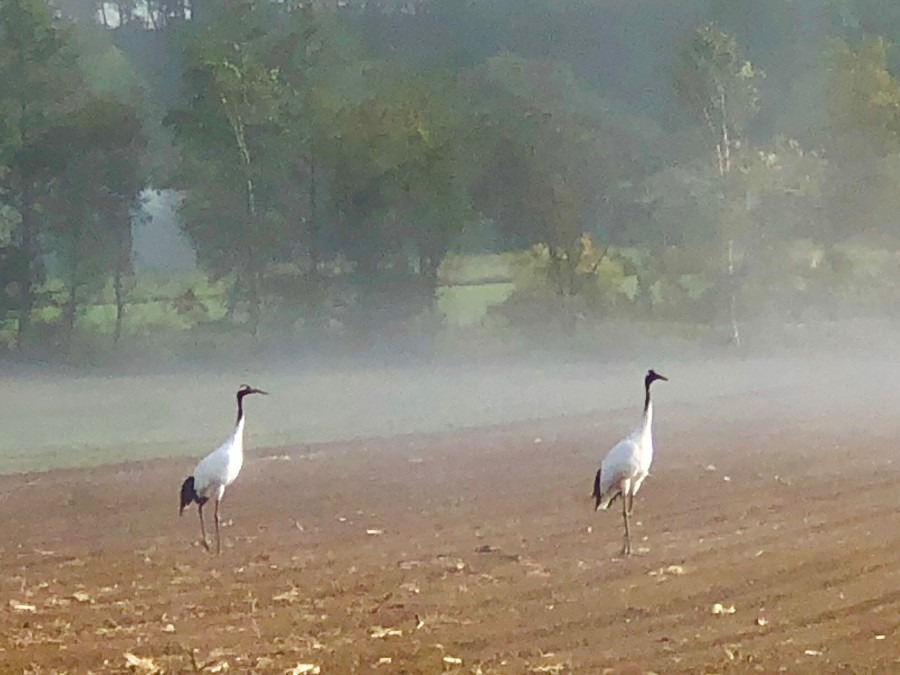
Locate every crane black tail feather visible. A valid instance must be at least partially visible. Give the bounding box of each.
[180,476,199,515]
[592,468,602,510]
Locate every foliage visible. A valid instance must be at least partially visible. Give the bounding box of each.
[0,0,87,348]
[673,21,763,186]
[324,70,478,279]
[471,53,649,305]
[43,96,146,350]
[828,37,900,153]
[8,0,900,358]
[166,0,290,334]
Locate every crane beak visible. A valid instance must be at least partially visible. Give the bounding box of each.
[253,388,269,395]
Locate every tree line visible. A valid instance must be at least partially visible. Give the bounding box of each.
[3,0,900,355]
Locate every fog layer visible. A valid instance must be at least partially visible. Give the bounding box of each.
[1,352,895,473]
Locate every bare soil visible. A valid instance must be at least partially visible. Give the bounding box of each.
[2,391,900,674]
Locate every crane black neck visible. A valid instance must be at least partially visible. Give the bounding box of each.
[236,390,249,424]
[643,370,665,413]
[643,376,657,413]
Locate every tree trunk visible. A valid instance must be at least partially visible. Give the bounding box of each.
[727,238,741,347]
[716,88,731,177]
[225,103,262,338]
[16,182,38,352]
[715,88,741,348]
[246,246,261,339]
[113,266,125,345]
[62,228,82,355]
[63,273,78,355]
[225,276,240,320]
[304,152,327,334]
[308,153,321,276]
[243,182,261,338]
[113,211,133,346]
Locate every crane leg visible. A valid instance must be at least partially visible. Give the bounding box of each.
[621,492,632,556]
[214,497,222,555]
[198,501,210,551]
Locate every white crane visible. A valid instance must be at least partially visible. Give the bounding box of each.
[179,384,267,554]
[592,369,667,556]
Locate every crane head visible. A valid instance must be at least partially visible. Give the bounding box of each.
[645,369,668,387]
[237,384,269,398]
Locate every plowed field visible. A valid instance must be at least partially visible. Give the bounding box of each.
[3,380,900,673]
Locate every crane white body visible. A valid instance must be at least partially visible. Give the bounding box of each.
[192,415,246,505]
[594,402,654,511]
[593,369,666,556]
[180,385,266,554]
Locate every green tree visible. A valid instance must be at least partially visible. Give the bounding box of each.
[825,37,900,253]
[167,0,284,337]
[673,22,763,346]
[265,4,364,277]
[320,66,481,336]
[828,37,900,154]
[0,0,85,350]
[42,98,145,350]
[373,71,481,286]
[674,23,761,186]
[470,53,647,331]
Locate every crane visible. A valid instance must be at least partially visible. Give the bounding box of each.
[592,369,667,556]
[179,384,267,554]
